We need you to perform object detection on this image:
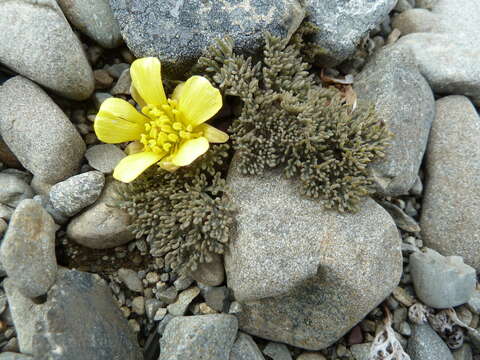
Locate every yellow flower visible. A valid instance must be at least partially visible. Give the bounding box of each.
[94,57,228,183]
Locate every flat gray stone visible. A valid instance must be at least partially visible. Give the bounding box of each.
[392,8,443,35]
[0,199,57,298]
[407,324,454,360]
[67,177,134,249]
[354,46,435,196]
[420,96,480,269]
[0,353,33,360]
[349,344,371,360]
[109,0,305,77]
[167,287,200,316]
[410,249,476,308]
[117,268,143,293]
[0,0,94,100]
[49,171,105,217]
[306,0,397,66]
[226,161,402,350]
[395,33,480,106]
[160,314,238,360]
[57,0,122,48]
[0,76,86,184]
[229,332,265,360]
[0,173,34,208]
[85,144,126,174]
[4,268,142,358]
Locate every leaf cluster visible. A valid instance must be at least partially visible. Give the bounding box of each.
[114,144,235,274]
[195,32,391,212]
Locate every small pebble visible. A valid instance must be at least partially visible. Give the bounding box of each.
[154,308,168,322]
[174,275,194,291]
[93,69,114,89]
[128,319,140,333]
[157,286,178,304]
[392,287,415,307]
[117,268,143,293]
[146,272,160,284]
[167,287,200,316]
[131,296,145,315]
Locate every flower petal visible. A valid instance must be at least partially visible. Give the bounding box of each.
[130,83,146,109]
[94,98,147,143]
[130,57,167,106]
[171,82,185,102]
[198,123,229,143]
[113,152,162,183]
[171,137,209,166]
[178,76,222,126]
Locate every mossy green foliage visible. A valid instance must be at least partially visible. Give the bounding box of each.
[195,32,391,212]
[114,144,235,274]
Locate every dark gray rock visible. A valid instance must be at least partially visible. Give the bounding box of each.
[0,77,86,184]
[204,286,229,313]
[109,0,305,77]
[190,253,225,287]
[305,0,397,66]
[160,314,238,360]
[263,342,292,360]
[57,0,122,49]
[407,324,454,360]
[226,161,402,350]
[410,249,476,308]
[420,96,480,270]
[49,171,105,217]
[395,33,480,106]
[0,173,34,208]
[0,199,57,299]
[354,46,435,196]
[67,178,134,249]
[85,144,126,174]
[0,0,94,100]
[229,332,265,360]
[4,268,142,358]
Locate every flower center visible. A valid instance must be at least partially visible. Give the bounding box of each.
[139,99,202,156]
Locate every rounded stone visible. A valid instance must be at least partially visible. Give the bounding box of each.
[66,177,134,249]
[0,76,86,184]
[0,0,94,100]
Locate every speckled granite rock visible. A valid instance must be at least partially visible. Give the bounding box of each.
[160,314,238,360]
[225,157,403,349]
[57,0,122,48]
[0,0,94,100]
[4,268,142,358]
[407,324,454,360]
[0,199,57,299]
[0,173,34,208]
[67,177,134,249]
[421,96,480,270]
[0,77,86,184]
[305,0,397,66]
[109,0,305,77]
[49,171,105,217]
[229,332,265,360]
[354,46,435,196]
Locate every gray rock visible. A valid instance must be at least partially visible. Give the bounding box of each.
[49,171,105,217]
[85,144,126,174]
[354,46,435,196]
[349,343,371,360]
[263,342,292,360]
[392,9,441,35]
[410,249,476,309]
[173,276,194,292]
[105,63,130,79]
[378,200,420,233]
[226,162,402,349]
[467,289,480,314]
[0,77,86,184]
[67,177,134,249]
[131,296,145,315]
[57,0,122,48]
[33,195,69,225]
[157,286,178,304]
[109,0,305,77]
[160,314,238,360]
[111,68,132,96]
[306,0,397,66]
[0,173,34,208]
[30,176,53,196]
[190,253,225,287]
[145,299,162,320]
[0,204,14,221]
[117,268,143,293]
[229,332,265,360]
[420,96,480,269]
[0,199,57,299]
[395,33,480,106]
[407,324,454,360]
[4,268,142,358]
[204,286,229,312]
[0,353,33,360]
[167,287,200,316]
[93,92,113,109]
[0,0,94,100]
